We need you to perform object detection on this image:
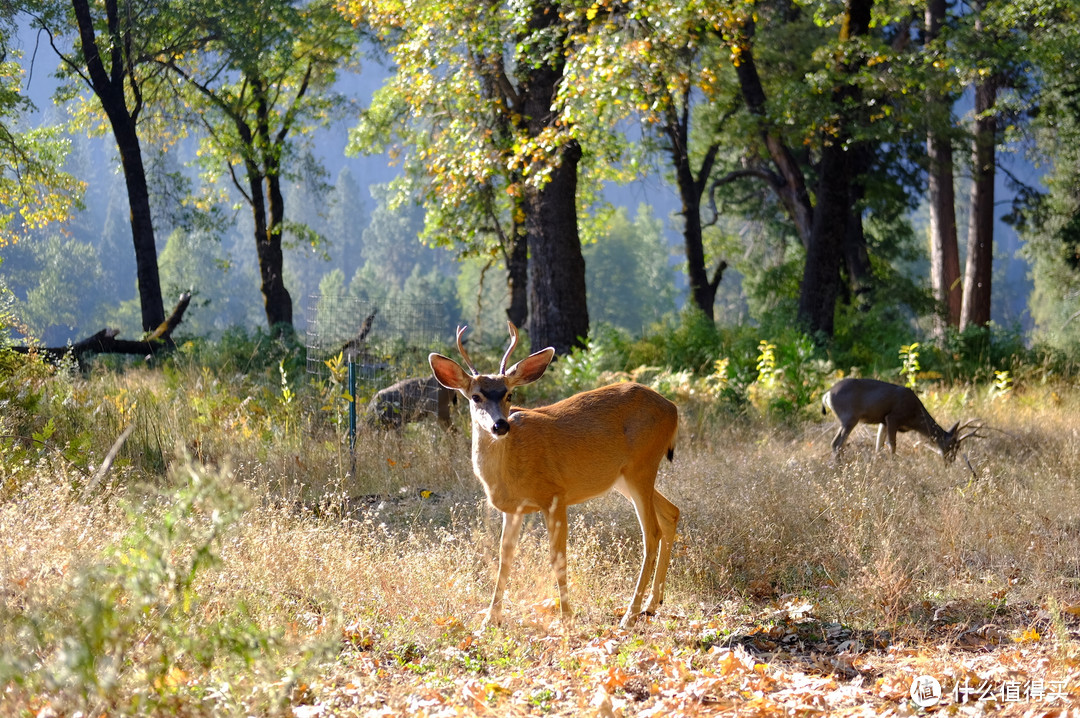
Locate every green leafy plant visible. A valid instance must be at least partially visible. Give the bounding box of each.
[991,369,1013,401]
[898,342,921,388]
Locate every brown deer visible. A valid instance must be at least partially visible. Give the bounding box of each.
[367,375,456,429]
[822,377,981,462]
[429,323,680,628]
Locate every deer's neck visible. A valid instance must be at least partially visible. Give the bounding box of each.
[916,404,949,448]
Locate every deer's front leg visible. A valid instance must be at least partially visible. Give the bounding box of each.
[543,500,572,624]
[485,510,523,626]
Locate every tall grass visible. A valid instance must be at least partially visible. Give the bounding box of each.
[1,342,1078,714]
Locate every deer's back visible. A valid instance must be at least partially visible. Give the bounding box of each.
[828,377,915,424]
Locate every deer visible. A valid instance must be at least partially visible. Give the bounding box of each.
[429,322,680,629]
[822,377,982,462]
[366,375,456,430]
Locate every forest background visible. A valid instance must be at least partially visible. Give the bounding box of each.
[0,0,1076,366]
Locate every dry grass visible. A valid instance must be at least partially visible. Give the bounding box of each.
[1,365,1079,715]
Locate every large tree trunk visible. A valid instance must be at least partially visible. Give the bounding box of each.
[524,140,589,355]
[842,142,874,308]
[797,139,848,336]
[925,0,962,336]
[517,0,588,354]
[960,50,997,330]
[70,0,165,333]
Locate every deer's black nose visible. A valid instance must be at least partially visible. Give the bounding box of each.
[492,419,510,436]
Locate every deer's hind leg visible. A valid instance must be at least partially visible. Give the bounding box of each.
[614,474,662,628]
[832,422,856,454]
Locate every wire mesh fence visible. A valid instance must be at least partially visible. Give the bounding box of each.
[304,295,451,411]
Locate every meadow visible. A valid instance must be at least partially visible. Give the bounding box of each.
[0,331,1078,716]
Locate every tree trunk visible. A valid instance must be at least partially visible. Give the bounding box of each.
[517,0,588,354]
[524,140,589,355]
[842,142,873,308]
[960,24,997,331]
[733,26,814,249]
[796,0,873,337]
[249,166,294,332]
[505,223,529,329]
[113,114,167,333]
[70,0,165,333]
[925,0,962,336]
[671,113,724,320]
[797,138,848,336]
[243,80,293,333]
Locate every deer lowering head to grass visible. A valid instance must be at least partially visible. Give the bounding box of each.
[429,322,680,629]
[822,377,982,462]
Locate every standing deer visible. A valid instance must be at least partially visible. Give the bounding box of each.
[429,323,680,628]
[822,377,981,462]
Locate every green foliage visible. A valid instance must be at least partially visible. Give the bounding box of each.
[0,47,83,242]
[898,342,921,389]
[584,205,677,333]
[169,325,305,379]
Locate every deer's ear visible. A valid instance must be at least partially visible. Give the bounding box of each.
[505,347,555,387]
[430,353,471,391]
[948,421,960,435]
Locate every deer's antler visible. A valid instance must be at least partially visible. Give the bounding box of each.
[456,325,478,375]
[957,420,988,444]
[500,321,519,375]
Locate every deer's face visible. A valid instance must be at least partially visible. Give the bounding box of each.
[429,324,555,440]
[465,375,515,437]
[941,421,961,463]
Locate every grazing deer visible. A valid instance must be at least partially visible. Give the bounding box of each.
[429,323,680,628]
[822,377,981,462]
[367,375,456,429]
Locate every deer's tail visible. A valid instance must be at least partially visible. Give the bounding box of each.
[666,419,679,462]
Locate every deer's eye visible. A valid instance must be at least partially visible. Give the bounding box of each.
[472,394,482,404]
[506,392,513,403]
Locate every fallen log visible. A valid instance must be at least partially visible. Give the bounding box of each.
[10,292,192,367]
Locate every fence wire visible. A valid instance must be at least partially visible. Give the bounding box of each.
[304,296,450,405]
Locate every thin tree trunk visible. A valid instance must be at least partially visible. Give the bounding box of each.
[70,0,165,333]
[248,166,293,332]
[960,74,997,330]
[925,0,962,336]
[114,117,167,333]
[670,109,724,320]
